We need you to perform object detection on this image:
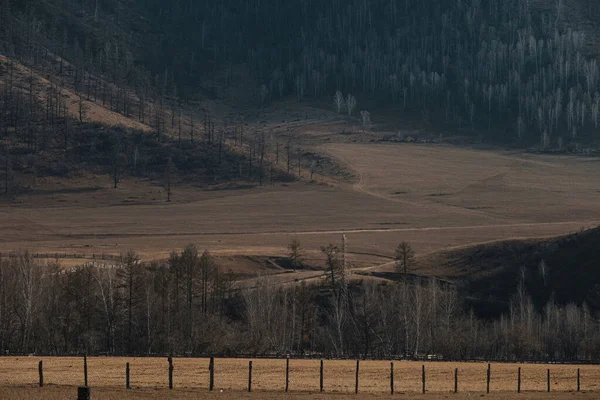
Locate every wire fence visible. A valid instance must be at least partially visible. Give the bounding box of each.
[0,252,123,261]
[0,357,598,394]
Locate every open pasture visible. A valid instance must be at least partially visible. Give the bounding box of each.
[1,143,598,276]
[0,357,598,397]
[325,143,600,224]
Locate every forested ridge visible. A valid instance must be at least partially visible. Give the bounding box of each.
[4,1,600,146]
[2,0,600,193]
[0,0,301,194]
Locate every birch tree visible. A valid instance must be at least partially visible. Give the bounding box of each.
[94,263,119,353]
[14,252,44,352]
[360,110,371,131]
[346,94,357,116]
[334,90,345,113]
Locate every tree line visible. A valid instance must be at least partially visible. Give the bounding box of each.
[1,242,599,361]
[0,58,305,195]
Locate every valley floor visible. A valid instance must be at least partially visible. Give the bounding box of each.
[1,357,598,395]
[1,140,598,280]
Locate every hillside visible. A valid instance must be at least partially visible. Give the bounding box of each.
[0,54,295,198]
[3,0,600,150]
[419,227,600,317]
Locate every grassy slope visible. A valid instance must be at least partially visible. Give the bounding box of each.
[418,227,600,317]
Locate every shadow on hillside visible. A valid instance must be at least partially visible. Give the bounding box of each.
[20,187,104,196]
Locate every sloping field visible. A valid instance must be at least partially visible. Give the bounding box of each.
[0,57,153,132]
[1,143,598,276]
[325,144,600,224]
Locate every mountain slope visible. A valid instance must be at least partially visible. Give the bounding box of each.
[422,227,600,317]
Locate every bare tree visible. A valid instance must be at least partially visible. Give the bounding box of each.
[296,148,302,178]
[288,238,302,271]
[538,259,549,286]
[78,92,87,123]
[199,250,215,315]
[14,252,45,352]
[310,160,319,181]
[286,137,292,174]
[360,110,371,131]
[93,262,119,353]
[112,139,123,188]
[328,289,346,357]
[118,250,144,354]
[180,244,199,348]
[395,242,415,277]
[258,132,266,185]
[334,90,345,113]
[190,115,195,143]
[555,0,563,26]
[165,156,173,202]
[178,109,182,143]
[346,94,357,116]
[260,84,269,108]
[321,244,340,292]
[2,145,10,195]
[410,280,427,358]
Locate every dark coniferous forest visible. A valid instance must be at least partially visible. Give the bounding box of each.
[3,0,600,146]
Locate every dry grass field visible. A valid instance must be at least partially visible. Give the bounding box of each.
[2,387,599,400]
[1,138,598,281]
[3,387,599,400]
[0,357,598,398]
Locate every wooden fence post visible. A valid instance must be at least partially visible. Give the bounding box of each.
[486,363,490,393]
[126,362,130,390]
[209,357,214,391]
[547,369,550,392]
[390,361,394,395]
[77,386,91,400]
[248,361,253,392]
[38,360,43,387]
[355,360,360,394]
[168,356,173,390]
[319,360,324,392]
[422,365,425,394]
[577,368,580,392]
[83,354,88,387]
[285,358,289,392]
[454,368,458,393]
[517,367,521,393]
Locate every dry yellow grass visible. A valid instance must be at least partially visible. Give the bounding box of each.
[2,52,600,280]
[1,357,598,395]
[0,57,153,132]
[325,143,600,224]
[2,386,599,399]
[1,142,598,281]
